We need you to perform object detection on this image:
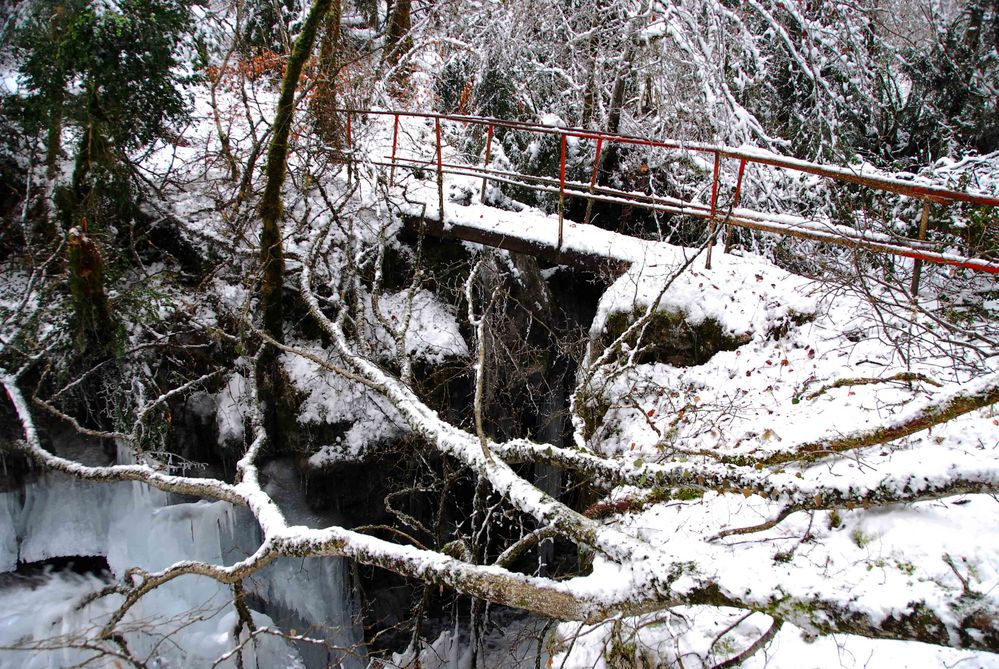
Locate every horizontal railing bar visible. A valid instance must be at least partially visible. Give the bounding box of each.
[384,155,941,252]
[340,108,999,206]
[370,158,999,274]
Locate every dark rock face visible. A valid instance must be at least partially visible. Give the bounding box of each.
[602,310,750,368]
[12,554,111,579]
[285,242,611,657]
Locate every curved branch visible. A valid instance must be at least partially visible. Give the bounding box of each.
[7,366,998,651]
[760,373,999,466]
[494,370,999,493]
[710,618,782,669]
[494,526,560,568]
[3,373,247,506]
[710,471,999,542]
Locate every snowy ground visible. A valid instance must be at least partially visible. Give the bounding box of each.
[1,76,996,668]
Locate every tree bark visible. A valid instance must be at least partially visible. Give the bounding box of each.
[312,0,343,146]
[384,0,412,70]
[580,0,607,129]
[65,122,114,353]
[257,0,334,449]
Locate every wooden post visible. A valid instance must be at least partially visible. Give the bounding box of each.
[584,136,604,226]
[436,118,445,225]
[724,159,747,253]
[558,133,567,250]
[705,150,721,269]
[910,201,931,297]
[480,123,493,203]
[389,113,399,186]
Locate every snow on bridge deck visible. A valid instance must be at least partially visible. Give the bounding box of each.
[344,109,999,277]
[393,173,819,346]
[397,186,644,273]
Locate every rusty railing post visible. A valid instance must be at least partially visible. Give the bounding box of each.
[583,136,604,226]
[910,201,931,297]
[723,158,747,253]
[705,150,721,269]
[558,133,567,250]
[436,117,445,225]
[389,113,400,186]
[480,123,493,203]
[345,111,353,186]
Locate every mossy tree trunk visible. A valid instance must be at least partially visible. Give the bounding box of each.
[63,121,115,354]
[44,98,63,184]
[66,223,112,353]
[31,9,69,247]
[312,0,343,147]
[257,0,334,450]
[383,0,412,70]
[24,97,66,248]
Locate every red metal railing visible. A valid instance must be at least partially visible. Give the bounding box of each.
[334,109,999,278]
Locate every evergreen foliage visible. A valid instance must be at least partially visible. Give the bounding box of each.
[14,0,190,152]
[241,0,300,52]
[7,0,191,352]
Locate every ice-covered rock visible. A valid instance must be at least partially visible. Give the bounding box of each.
[216,369,251,444]
[0,449,363,668]
[18,473,116,564]
[0,491,19,571]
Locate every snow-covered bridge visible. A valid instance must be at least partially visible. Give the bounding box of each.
[337,109,999,278]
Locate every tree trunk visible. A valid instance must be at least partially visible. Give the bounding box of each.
[580,2,605,129]
[65,122,114,353]
[605,49,631,136]
[45,105,63,183]
[384,0,412,70]
[259,0,334,343]
[67,224,113,353]
[257,0,334,449]
[33,10,68,247]
[27,101,64,247]
[312,0,343,147]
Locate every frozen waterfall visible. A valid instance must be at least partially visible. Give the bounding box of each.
[0,446,363,668]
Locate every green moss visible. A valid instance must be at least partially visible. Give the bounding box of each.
[714,636,737,656]
[576,390,611,442]
[850,527,874,548]
[673,487,704,501]
[606,620,638,668]
[582,486,703,519]
[258,0,333,346]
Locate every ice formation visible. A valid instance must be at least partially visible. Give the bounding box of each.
[0,444,363,668]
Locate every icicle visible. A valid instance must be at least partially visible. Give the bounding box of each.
[0,491,20,572]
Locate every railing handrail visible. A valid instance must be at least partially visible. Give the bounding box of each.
[331,107,999,279]
[334,108,999,207]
